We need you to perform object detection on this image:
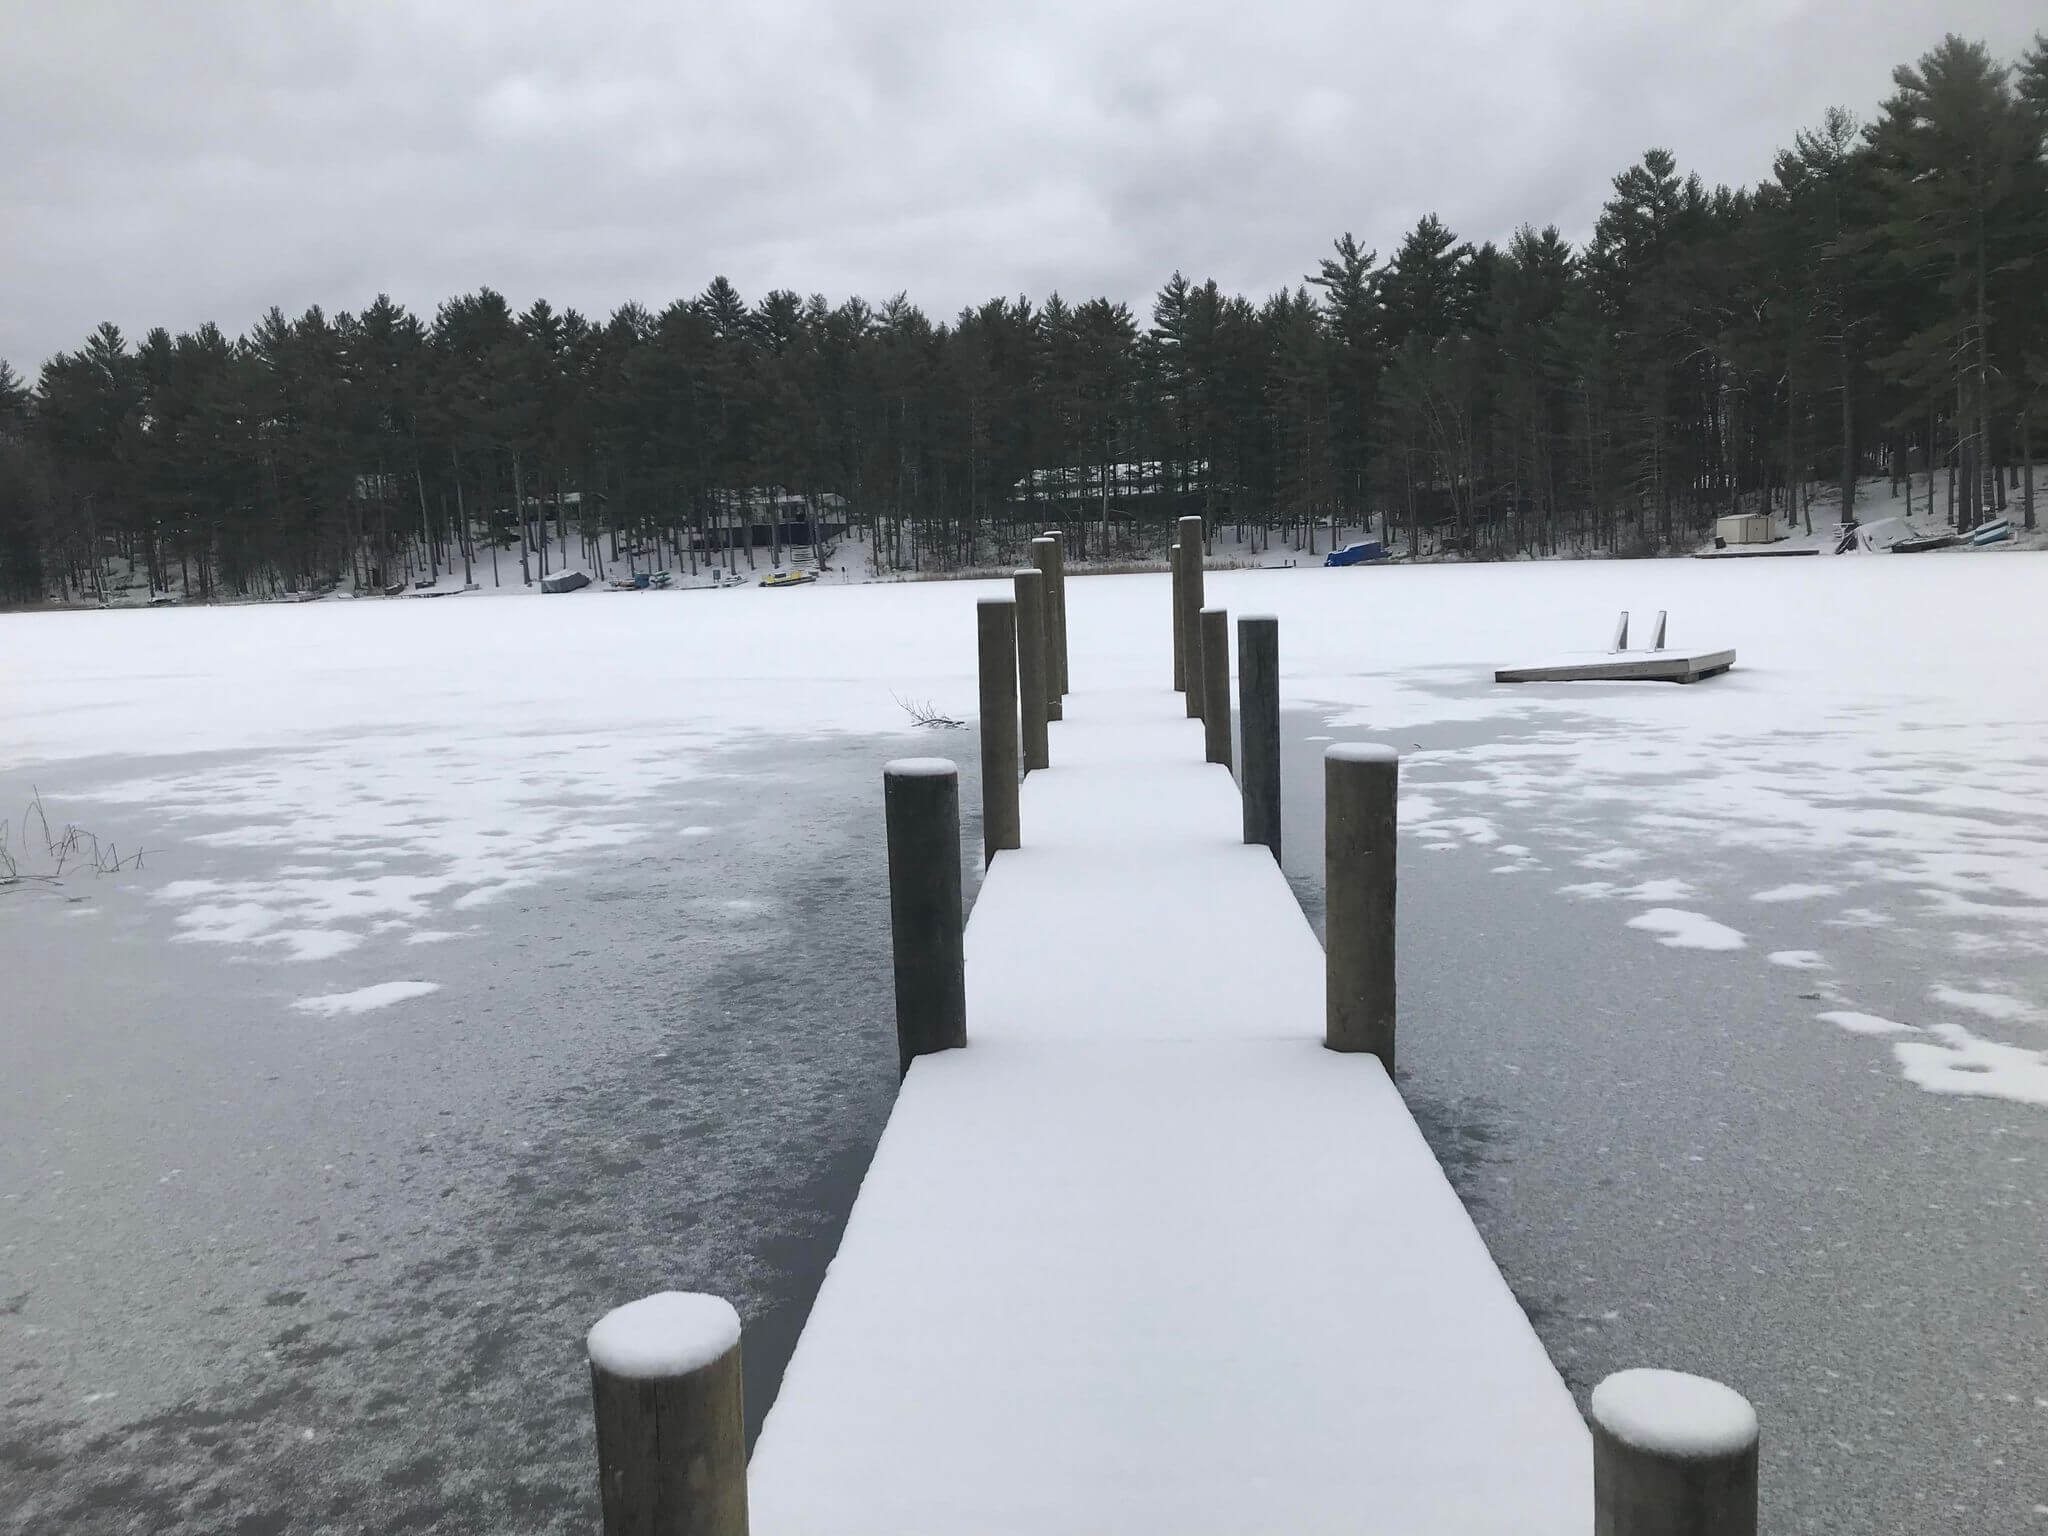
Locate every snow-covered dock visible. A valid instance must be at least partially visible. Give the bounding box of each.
[746,686,1591,1534]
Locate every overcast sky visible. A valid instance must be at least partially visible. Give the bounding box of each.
[3,0,2040,371]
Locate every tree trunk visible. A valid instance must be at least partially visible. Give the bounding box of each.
[1837,339,1854,525]
[514,452,532,585]
[2023,410,2036,532]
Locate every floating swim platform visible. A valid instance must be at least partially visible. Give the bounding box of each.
[1495,648,1735,684]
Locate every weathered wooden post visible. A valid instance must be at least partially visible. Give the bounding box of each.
[587,1291,749,1536]
[976,599,1020,864]
[1176,515,1205,720]
[1324,743,1397,1067]
[1590,1369,1759,1536]
[1038,528,1070,696]
[1170,541,1185,692]
[1029,537,1063,721]
[884,758,967,1075]
[1238,614,1280,858]
[1200,607,1231,768]
[1013,567,1050,772]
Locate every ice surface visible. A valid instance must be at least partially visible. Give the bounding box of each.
[1624,909,1746,951]
[586,1292,741,1380]
[5,553,2044,1112]
[1590,1368,1758,1459]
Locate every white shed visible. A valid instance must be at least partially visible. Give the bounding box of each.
[1715,513,1772,545]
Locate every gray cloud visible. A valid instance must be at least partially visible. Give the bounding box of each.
[3,0,2040,368]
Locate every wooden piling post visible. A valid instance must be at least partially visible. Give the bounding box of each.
[1170,541,1185,693]
[884,758,967,1074]
[1324,743,1397,1067]
[1591,1369,1759,1536]
[976,599,1020,864]
[1176,515,1205,720]
[1238,614,1280,859]
[587,1291,749,1536]
[1037,528,1070,696]
[1029,537,1063,721]
[1014,568,1050,772]
[1200,607,1231,768]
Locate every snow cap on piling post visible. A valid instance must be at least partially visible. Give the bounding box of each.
[1038,529,1070,696]
[1170,541,1185,693]
[884,758,968,1075]
[1013,568,1050,771]
[1238,615,1280,859]
[1590,1368,1759,1536]
[1200,607,1232,768]
[587,1291,749,1536]
[1029,538,1063,721]
[1176,516,1206,720]
[976,599,1021,864]
[1324,742,1398,1067]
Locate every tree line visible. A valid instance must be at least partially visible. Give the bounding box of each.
[1,32,2043,604]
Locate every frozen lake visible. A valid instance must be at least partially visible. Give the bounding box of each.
[5,556,2046,1532]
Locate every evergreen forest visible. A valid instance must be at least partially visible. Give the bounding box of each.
[1,33,2043,601]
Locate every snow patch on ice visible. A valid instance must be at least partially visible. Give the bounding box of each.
[1893,1025,2048,1108]
[1928,985,2042,1025]
[1621,878,1696,902]
[1576,847,1645,872]
[272,930,361,962]
[1559,878,1696,903]
[1768,950,1829,971]
[1751,883,1839,903]
[1818,1010,1918,1037]
[1624,909,1746,951]
[290,980,440,1017]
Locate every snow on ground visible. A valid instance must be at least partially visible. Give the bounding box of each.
[5,546,2046,1109]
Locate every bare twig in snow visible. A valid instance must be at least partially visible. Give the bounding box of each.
[892,692,966,729]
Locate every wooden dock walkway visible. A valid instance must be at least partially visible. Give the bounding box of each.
[743,685,1592,1534]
